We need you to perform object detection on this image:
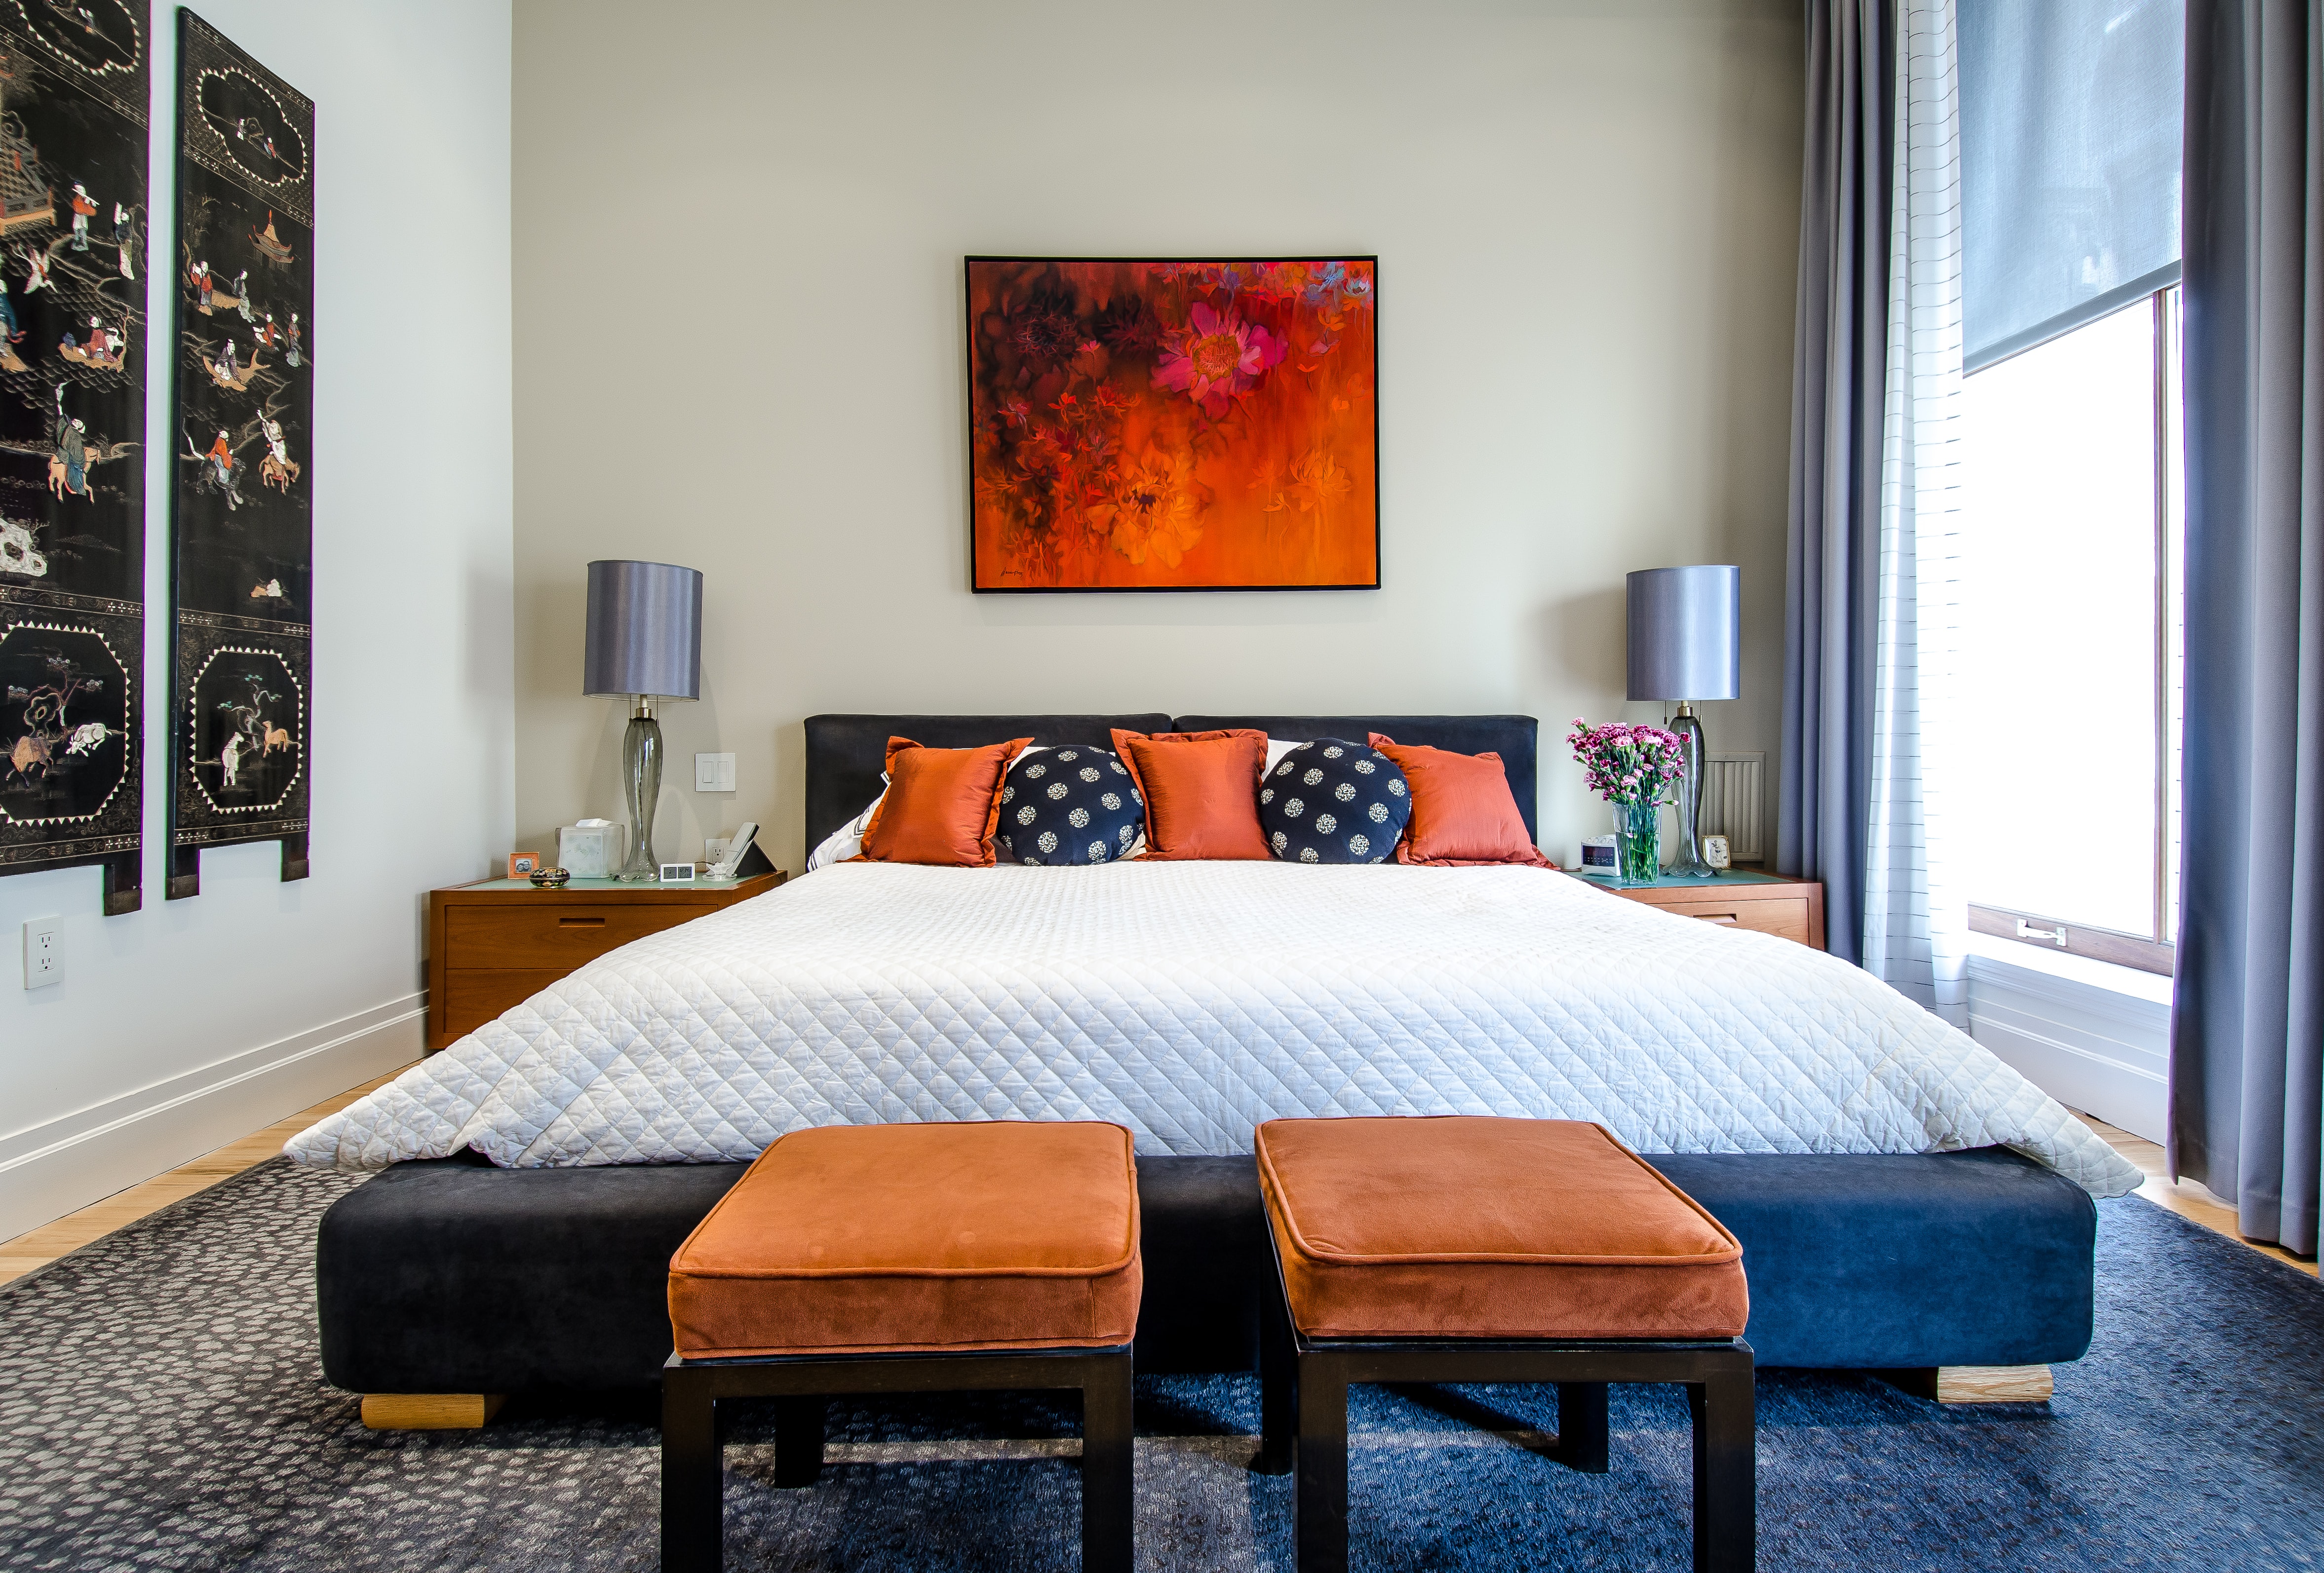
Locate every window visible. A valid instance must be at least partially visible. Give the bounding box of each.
[1957,0,2184,976]
[1958,291,2181,974]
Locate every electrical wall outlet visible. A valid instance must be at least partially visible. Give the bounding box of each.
[695,752,736,793]
[23,916,61,990]
[704,837,730,866]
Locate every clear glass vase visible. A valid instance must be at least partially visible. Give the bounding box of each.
[1614,798,1661,886]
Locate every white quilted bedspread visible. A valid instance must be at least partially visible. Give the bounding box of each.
[288,861,2141,1196]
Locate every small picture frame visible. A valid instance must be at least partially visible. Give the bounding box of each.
[1702,835,1732,871]
[506,853,541,878]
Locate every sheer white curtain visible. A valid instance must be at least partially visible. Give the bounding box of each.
[1862,0,1970,1024]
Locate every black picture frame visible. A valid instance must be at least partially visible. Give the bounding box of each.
[965,255,1381,594]
[165,8,312,899]
[0,0,152,915]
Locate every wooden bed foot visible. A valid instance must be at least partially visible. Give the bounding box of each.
[360,1392,506,1429]
[1873,1365,2053,1404]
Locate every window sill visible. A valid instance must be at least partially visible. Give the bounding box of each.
[1963,931,2172,1007]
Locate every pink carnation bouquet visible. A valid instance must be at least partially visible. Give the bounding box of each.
[1565,718,1688,807]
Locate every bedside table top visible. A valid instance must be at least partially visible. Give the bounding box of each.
[437,871,784,899]
[1562,868,1807,890]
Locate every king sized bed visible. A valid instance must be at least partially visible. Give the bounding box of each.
[299,714,2140,1401]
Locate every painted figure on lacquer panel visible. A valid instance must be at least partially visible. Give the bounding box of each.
[188,651,300,810]
[968,258,1379,591]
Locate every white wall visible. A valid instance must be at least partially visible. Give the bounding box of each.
[0,0,514,1239]
[509,0,1803,873]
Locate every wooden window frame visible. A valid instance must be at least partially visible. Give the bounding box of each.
[1969,903,2174,977]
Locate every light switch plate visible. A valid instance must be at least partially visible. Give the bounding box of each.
[23,915,61,989]
[695,752,736,793]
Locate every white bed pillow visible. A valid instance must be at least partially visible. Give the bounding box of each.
[1266,737,1301,772]
[807,788,882,871]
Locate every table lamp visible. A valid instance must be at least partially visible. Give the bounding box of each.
[584,560,702,882]
[1627,565,1741,879]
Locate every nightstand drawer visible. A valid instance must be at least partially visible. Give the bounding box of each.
[1650,895,1813,946]
[441,970,573,1041]
[443,904,707,969]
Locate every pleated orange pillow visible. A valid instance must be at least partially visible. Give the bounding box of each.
[1110,729,1272,860]
[1368,734,1555,868]
[857,736,1031,867]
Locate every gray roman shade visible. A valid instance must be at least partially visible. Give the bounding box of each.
[1959,0,2184,370]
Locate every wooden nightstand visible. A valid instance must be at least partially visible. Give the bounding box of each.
[1563,868,1825,950]
[425,872,785,1052]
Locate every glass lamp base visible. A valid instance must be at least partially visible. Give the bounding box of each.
[618,706,663,882]
[1666,707,1717,878]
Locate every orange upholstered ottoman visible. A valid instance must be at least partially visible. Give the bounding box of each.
[661,1121,1139,1573]
[668,1120,1141,1357]
[1254,1116,1755,1573]
[1257,1115,1747,1341]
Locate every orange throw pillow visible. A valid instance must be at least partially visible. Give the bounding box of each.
[857,736,1031,867]
[1369,734,1555,868]
[1110,729,1272,861]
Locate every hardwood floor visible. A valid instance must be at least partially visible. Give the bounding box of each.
[0,1067,415,1288]
[2,1077,2313,1290]
[2075,1111,2319,1278]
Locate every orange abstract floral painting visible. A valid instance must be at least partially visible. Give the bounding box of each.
[967,257,1379,591]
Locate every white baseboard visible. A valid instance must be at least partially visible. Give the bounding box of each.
[0,994,424,1241]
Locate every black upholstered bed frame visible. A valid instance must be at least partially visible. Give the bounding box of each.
[802,713,1542,849]
[316,713,2097,1399]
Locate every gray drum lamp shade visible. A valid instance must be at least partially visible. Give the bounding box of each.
[1627,565,1741,701]
[583,560,703,699]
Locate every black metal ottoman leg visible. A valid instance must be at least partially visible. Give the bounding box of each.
[1293,1355,1349,1573]
[1688,1359,1756,1573]
[1255,1271,1296,1475]
[1554,1381,1609,1473]
[661,1360,724,1573]
[774,1395,824,1488]
[1081,1353,1136,1573]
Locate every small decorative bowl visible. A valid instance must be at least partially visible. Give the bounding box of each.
[529,865,572,888]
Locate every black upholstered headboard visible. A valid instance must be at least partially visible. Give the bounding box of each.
[802,713,1540,848]
[804,715,1170,849]
[1172,716,1539,842]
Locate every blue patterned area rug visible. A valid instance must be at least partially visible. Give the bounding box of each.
[1,1159,2320,1572]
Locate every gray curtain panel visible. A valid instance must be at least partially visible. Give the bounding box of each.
[2174,0,2324,1256]
[1779,0,1893,967]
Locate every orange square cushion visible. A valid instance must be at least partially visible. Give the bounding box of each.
[1256,1116,1747,1341]
[669,1121,1142,1357]
[857,736,1031,867]
[1109,729,1271,860]
[1368,734,1554,867]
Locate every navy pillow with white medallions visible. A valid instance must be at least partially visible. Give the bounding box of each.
[1258,738,1411,864]
[996,745,1145,865]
